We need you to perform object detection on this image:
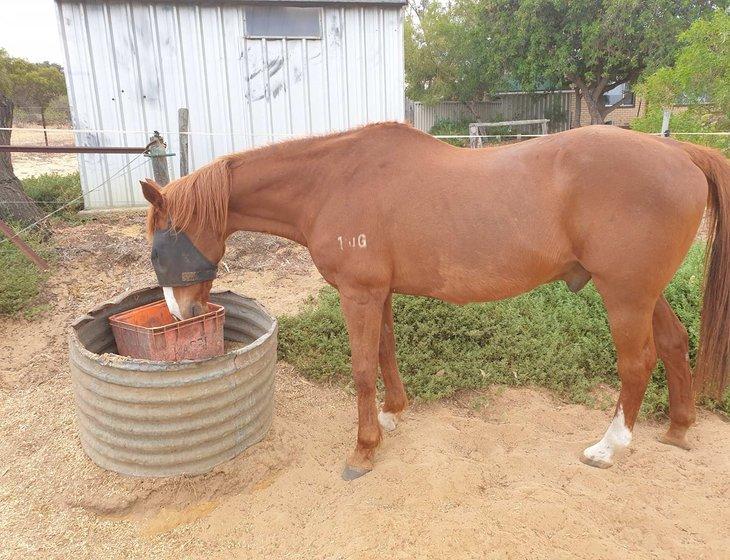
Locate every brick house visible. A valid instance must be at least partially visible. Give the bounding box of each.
[572,83,646,128]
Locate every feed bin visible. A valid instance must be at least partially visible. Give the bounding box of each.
[109,300,226,361]
[68,287,277,477]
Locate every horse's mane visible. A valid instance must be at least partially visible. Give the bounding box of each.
[146,156,232,239]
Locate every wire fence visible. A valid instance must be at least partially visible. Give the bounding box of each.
[1,125,728,225]
[12,105,72,128]
[2,125,728,138]
[0,152,148,246]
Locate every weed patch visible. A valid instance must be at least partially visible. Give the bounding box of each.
[0,231,49,315]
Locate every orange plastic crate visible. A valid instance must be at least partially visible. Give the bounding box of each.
[109,300,225,361]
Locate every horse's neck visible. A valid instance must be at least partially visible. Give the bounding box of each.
[224,140,338,246]
[223,125,427,244]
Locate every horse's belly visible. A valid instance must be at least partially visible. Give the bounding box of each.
[391,261,560,304]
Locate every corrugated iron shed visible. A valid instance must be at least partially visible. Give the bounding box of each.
[55,0,406,208]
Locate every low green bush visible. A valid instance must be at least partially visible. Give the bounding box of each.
[631,107,729,155]
[280,244,728,417]
[22,172,83,219]
[429,119,471,147]
[0,231,48,315]
[0,174,79,315]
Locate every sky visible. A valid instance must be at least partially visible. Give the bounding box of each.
[0,0,64,64]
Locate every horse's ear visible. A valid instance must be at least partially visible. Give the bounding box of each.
[140,179,164,209]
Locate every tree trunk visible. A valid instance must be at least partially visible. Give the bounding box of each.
[569,75,623,126]
[0,92,46,228]
[464,100,481,120]
[582,90,607,125]
[572,87,582,128]
[580,85,627,126]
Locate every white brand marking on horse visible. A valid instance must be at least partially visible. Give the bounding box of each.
[338,234,367,250]
[378,410,397,432]
[583,406,632,466]
[162,287,182,320]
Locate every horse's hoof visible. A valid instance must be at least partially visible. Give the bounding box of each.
[580,453,613,469]
[378,410,397,432]
[658,432,691,451]
[342,465,371,481]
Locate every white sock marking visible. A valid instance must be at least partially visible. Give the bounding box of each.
[162,287,182,320]
[583,406,632,466]
[378,410,397,432]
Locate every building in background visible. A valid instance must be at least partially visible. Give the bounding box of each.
[55,0,406,209]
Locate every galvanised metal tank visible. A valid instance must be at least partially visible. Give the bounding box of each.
[68,287,277,477]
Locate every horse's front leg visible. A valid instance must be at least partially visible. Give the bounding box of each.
[340,287,387,480]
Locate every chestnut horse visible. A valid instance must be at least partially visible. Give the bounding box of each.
[141,123,729,480]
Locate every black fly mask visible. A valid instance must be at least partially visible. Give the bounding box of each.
[151,228,218,287]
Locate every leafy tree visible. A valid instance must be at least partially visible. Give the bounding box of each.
[13,63,66,144]
[631,10,730,153]
[512,0,721,124]
[406,0,721,124]
[0,49,64,228]
[640,10,729,124]
[405,0,510,108]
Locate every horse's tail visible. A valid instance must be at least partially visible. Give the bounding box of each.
[679,142,730,399]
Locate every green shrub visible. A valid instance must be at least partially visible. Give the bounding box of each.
[0,232,48,315]
[631,107,729,155]
[280,244,728,417]
[22,172,83,219]
[429,118,471,147]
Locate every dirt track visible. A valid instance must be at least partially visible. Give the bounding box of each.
[1,211,728,559]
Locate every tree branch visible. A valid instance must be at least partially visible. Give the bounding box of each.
[594,76,609,100]
[569,74,587,94]
[625,68,642,85]
[604,69,642,94]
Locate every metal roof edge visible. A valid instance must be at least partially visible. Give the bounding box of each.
[55,0,408,7]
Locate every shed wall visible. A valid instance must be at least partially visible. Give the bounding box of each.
[56,1,405,208]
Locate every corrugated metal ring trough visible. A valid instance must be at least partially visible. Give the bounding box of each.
[68,286,277,477]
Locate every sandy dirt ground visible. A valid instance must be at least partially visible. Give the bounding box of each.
[0,211,728,559]
[9,127,78,179]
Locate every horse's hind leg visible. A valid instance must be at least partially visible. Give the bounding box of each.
[653,296,695,450]
[582,285,658,468]
[378,294,408,432]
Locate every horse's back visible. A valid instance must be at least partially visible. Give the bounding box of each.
[308,125,708,302]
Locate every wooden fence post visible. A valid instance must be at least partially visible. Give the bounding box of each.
[147,131,170,186]
[469,123,481,149]
[661,109,671,137]
[178,108,189,176]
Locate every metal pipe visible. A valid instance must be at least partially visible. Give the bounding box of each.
[0,145,147,154]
